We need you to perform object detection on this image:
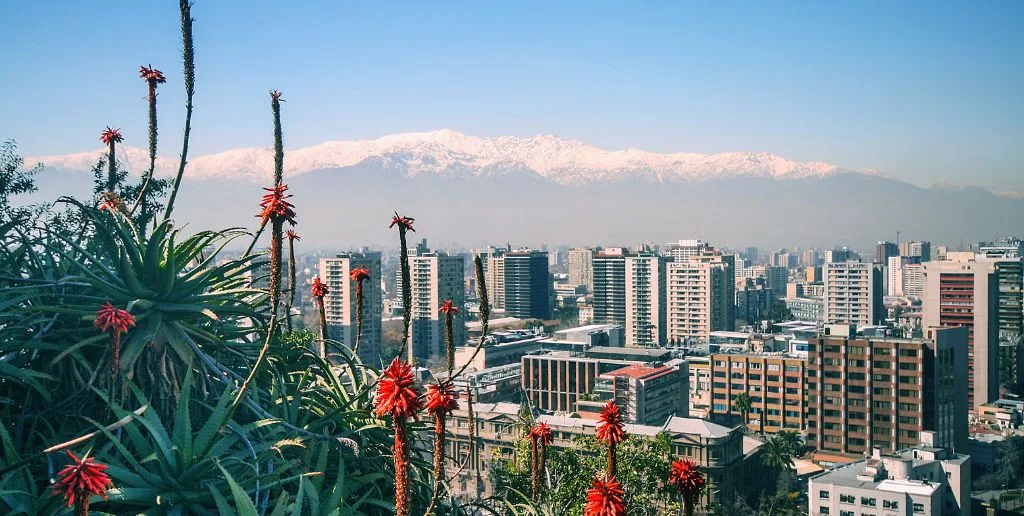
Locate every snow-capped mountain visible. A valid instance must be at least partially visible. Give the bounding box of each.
[29,129,867,185]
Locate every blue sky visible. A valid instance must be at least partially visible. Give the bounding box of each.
[2,1,1022,190]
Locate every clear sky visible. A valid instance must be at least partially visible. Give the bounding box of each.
[2,1,1022,190]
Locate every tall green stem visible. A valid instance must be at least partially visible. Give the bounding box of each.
[399,227,412,363]
[162,0,195,221]
[286,236,296,332]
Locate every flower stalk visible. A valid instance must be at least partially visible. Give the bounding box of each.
[311,275,328,352]
[425,380,459,509]
[529,422,553,502]
[94,302,135,379]
[350,267,370,356]
[596,401,626,478]
[285,230,300,332]
[668,459,707,516]
[389,212,415,362]
[161,0,195,220]
[131,65,166,220]
[374,358,422,516]
[439,299,459,374]
[99,127,123,194]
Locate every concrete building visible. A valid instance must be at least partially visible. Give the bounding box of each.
[806,326,969,456]
[787,297,825,323]
[567,247,594,293]
[625,253,668,347]
[809,440,971,516]
[888,256,921,297]
[824,260,882,326]
[825,248,855,264]
[408,250,465,363]
[319,252,382,362]
[877,241,900,264]
[765,266,788,298]
[692,250,737,331]
[592,248,627,325]
[502,250,552,320]
[521,351,635,413]
[585,363,689,425]
[807,266,823,283]
[445,404,753,505]
[709,352,808,434]
[666,259,729,342]
[976,244,1023,391]
[923,256,1000,408]
[665,239,709,262]
[687,356,712,419]
[450,363,523,404]
[904,263,925,298]
[737,282,774,324]
[900,240,933,262]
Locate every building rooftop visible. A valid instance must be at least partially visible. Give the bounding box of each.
[600,363,674,380]
[811,447,969,494]
[586,346,669,359]
[552,324,621,335]
[662,417,734,439]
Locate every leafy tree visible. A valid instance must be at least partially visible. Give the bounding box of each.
[0,140,41,223]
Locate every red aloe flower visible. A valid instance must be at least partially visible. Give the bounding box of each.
[439,300,459,315]
[95,302,135,377]
[310,275,328,298]
[530,421,554,502]
[258,184,297,226]
[596,401,626,476]
[99,127,123,145]
[669,459,707,516]
[389,211,416,232]
[53,450,113,516]
[139,65,166,84]
[375,358,421,516]
[270,89,284,102]
[286,229,300,242]
[530,421,553,446]
[425,380,459,415]
[99,198,119,213]
[349,267,370,282]
[426,379,458,505]
[374,358,422,420]
[584,475,626,516]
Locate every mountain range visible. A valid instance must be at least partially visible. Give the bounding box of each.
[27,130,1024,250]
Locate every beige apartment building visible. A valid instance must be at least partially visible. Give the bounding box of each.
[624,253,668,347]
[318,253,382,362]
[709,352,808,434]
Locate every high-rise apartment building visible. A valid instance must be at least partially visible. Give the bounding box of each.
[887,255,921,297]
[900,240,932,262]
[502,250,552,320]
[806,266,823,283]
[592,248,627,325]
[666,260,729,342]
[765,266,788,298]
[806,326,969,456]
[923,256,1000,408]
[709,353,808,434]
[691,250,736,331]
[664,239,708,262]
[319,253,383,363]
[473,246,507,310]
[876,241,899,264]
[624,253,668,347]
[978,239,1023,393]
[408,250,466,364]
[824,260,882,326]
[567,247,594,293]
[904,264,925,298]
[825,248,855,263]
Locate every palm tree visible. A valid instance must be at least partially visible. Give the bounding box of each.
[733,392,752,432]
[760,434,795,474]
[775,429,803,457]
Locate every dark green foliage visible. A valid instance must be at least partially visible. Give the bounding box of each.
[0,140,41,223]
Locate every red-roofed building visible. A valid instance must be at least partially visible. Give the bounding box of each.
[577,362,688,425]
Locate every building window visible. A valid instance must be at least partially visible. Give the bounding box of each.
[840,494,855,504]
[839,512,853,516]
[860,497,876,507]
[820,491,830,499]
[819,508,829,515]
[913,503,924,513]
[883,500,899,510]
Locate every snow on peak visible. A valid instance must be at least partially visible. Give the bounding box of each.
[29,129,853,185]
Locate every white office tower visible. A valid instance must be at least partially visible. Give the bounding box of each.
[666,260,728,342]
[319,253,382,363]
[824,260,877,326]
[625,253,667,347]
[408,250,466,364]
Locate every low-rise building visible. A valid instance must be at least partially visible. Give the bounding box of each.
[808,437,971,516]
[581,362,689,425]
[445,404,754,506]
[786,297,825,323]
